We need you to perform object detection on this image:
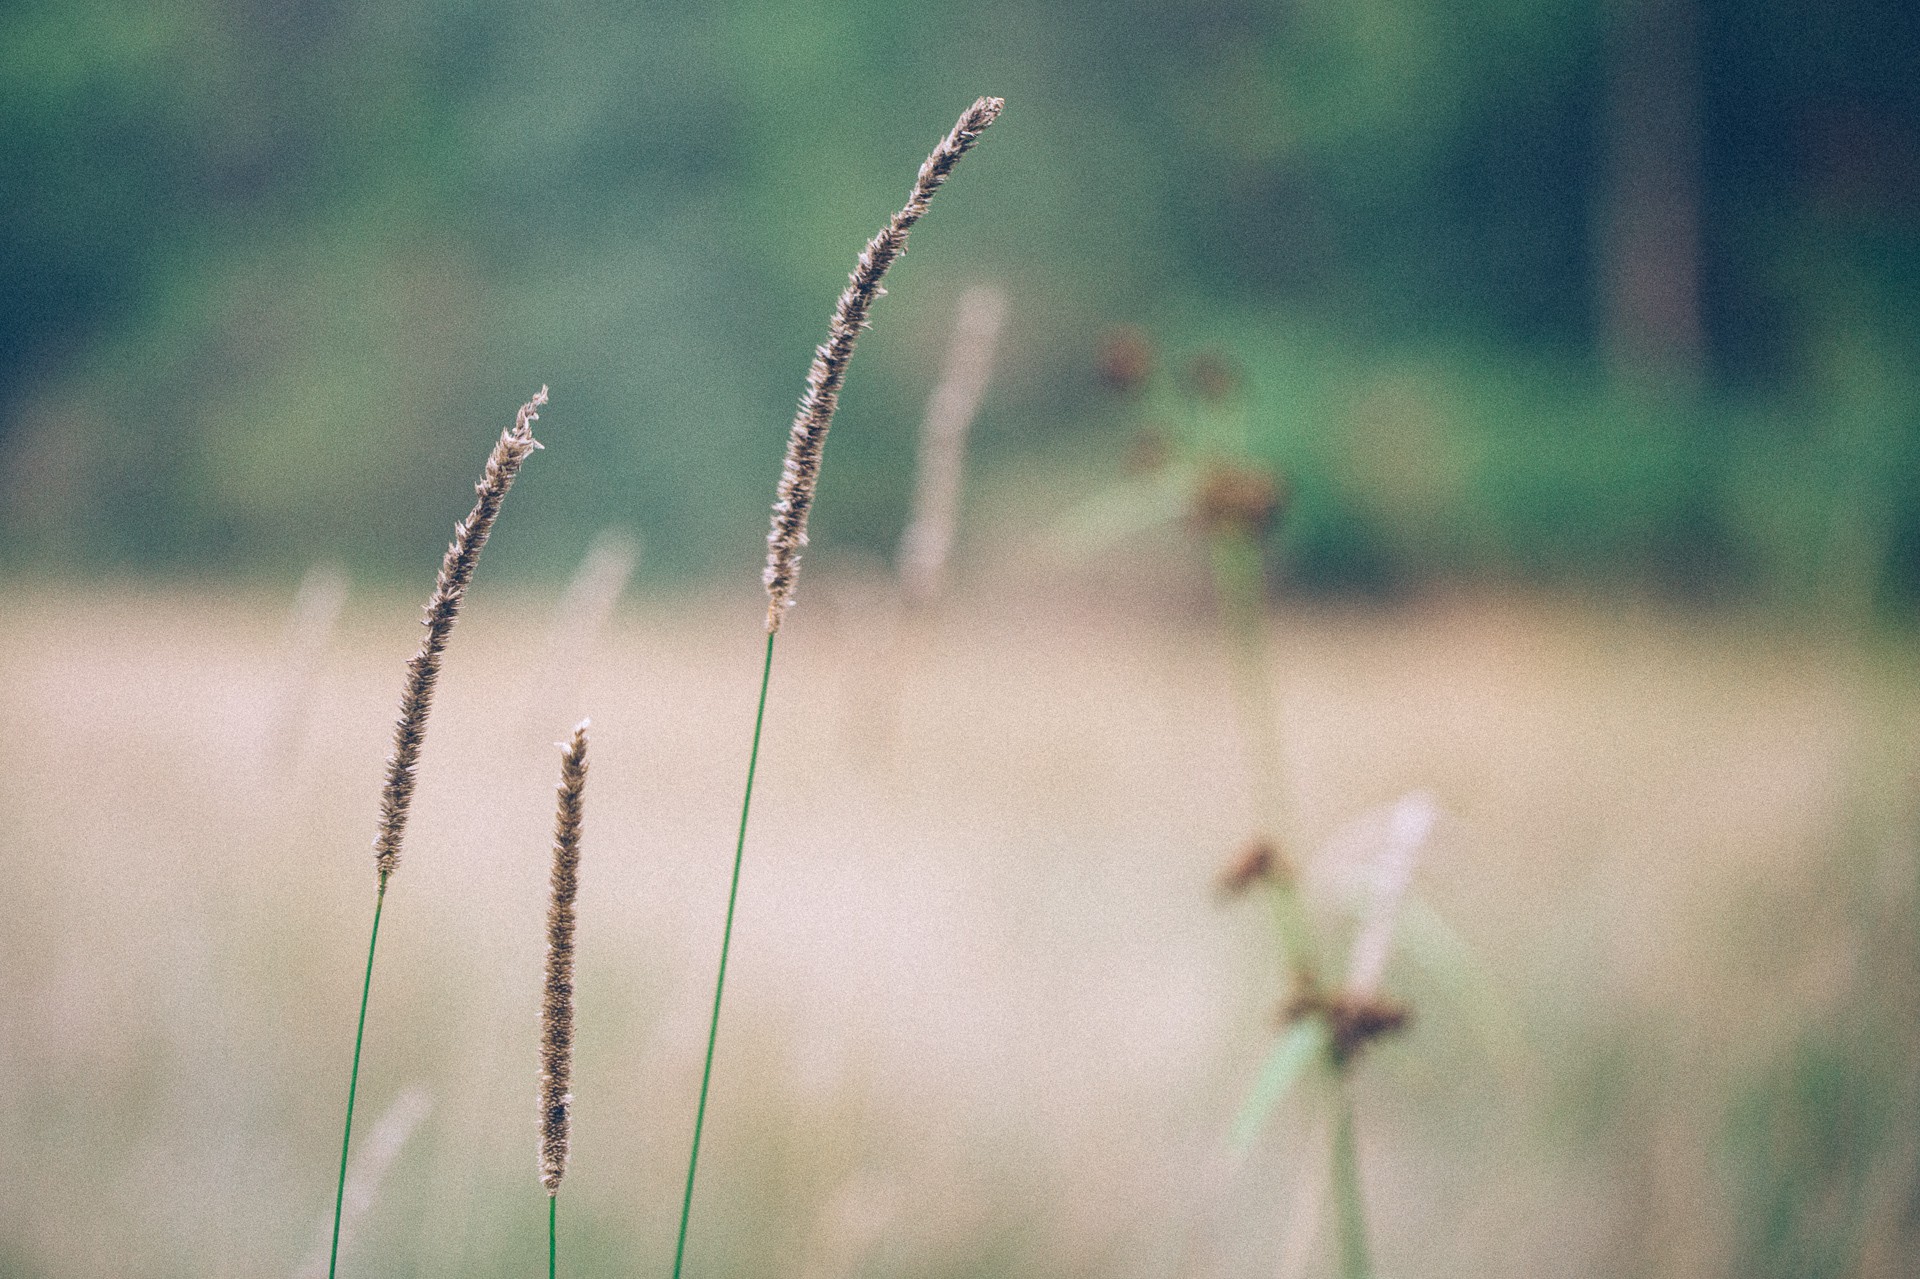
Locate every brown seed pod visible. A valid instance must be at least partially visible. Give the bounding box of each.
[1281,984,1413,1068]
[1191,462,1287,538]
[1182,352,1244,405]
[1095,327,1155,395]
[1217,836,1286,897]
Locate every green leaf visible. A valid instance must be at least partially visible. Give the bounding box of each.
[1230,1017,1330,1153]
[1046,463,1197,561]
[1397,897,1524,1061]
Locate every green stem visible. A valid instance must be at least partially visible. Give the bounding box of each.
[549,1194,557,1279]
[329,878,387,1279]
[671,629,777,1279]
[1209,528,1317,981]
[1209,528,1284,827]
[1331,1089,1373,1279]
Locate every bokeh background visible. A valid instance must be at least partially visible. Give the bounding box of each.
[4,0,1920,1276]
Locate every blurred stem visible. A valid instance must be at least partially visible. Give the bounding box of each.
[1332,1089,1374,1279]
[1210,525,1317,981]
[1208,527,1285,835]
[671,629,777,1279]
[1263,876,1319,989]
[329,878,386,1279]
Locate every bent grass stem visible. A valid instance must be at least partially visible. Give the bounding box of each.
[670,629,777,1279]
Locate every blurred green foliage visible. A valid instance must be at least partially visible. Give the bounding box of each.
[1,0,1917,600]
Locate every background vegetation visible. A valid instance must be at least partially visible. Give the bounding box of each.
[4,0,1918,602]
[5,4,1920,1278]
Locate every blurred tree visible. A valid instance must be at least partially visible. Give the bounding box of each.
[0,0,1916,596]
[1598,0,1705,384]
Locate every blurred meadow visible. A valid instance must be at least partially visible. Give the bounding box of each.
[5,0,1920,1276]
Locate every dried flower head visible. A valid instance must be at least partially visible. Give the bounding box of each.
[1192,461,1286,538]
[1096,327,1155,394]
[539,719,589,1195]
[1217,835,1293,898]
[1182,352,1244,405]
[1123,425,1173,476]
[1281,982,1413,1068]
[763,96,1005,632]
[374,388,547,883]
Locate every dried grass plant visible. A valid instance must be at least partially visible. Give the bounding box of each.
[897,283,1008,609]
[671,95,1004,1279]
[527,527,638,733]
[296,1087,431,1279]
[840,283,1008,757]
[761,96,1004,632]
[272,560,349,772]
[326,387,547,1279]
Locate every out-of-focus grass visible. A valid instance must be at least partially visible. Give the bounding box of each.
[0,577,1914,1277]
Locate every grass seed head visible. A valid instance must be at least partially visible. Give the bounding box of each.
[374,387,547,883]
[540,718,588,1195]
[763,96,1005,632]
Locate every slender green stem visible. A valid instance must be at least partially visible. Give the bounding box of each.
[329,878,387,1279]
[1209,527,1318,982]
[1209,528,1285,831]
[1331,1088,1373,1279]
[549,1194,558,1279]
[671,629,777,1279]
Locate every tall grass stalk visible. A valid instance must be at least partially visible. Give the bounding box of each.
[838,283,1005,754]
[541,721,589,1278]
[1176,363,1420,1271]
[670,629,774,1279]
[327,388,547,1279]
[670,96,1002,1279]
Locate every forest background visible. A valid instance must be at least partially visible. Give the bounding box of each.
[7,4,1920,1278]
[5,0,1918,605]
